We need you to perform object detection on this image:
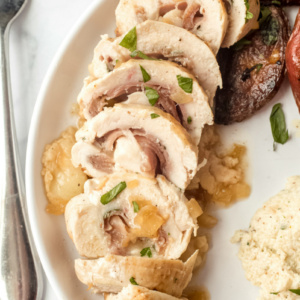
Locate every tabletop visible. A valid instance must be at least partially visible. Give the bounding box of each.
[9,0,97,299]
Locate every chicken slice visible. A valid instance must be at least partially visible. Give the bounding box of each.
[74,251,198,297]
[79,59,213,145]
[115,0,228,55]
[72,104,199,189]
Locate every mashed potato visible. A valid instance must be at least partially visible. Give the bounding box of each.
[232,176,300,300]
[41,127,88,215]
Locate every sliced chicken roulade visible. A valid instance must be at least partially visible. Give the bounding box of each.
[105,285,187,300]
[221,0,260,47]
[115,0,228,55]
[75,251,198,297]
[79,59,213,144]
[72,104,199,189]
[65,173,201,259]
[89,20,222,106]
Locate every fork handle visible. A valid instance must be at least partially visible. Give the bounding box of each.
[0,25,43,300]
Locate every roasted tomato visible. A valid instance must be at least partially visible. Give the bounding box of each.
[214,6,290,125]
[286,9,300,112]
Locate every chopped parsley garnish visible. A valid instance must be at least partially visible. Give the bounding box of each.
[272,0,281,5]
[100,182,127,205]
[140,247,152,258]
[187,116,192,124]
[259,6,271,27]
[119,27,137,52]
[133,201,139,213]
[145,87,159,106]
[150,113,160,119]
[177,75,193,93]
[261,15,280,46]
[130,277,138,285]
[256,64,263,73]
[140,65,151,82]
[130,50,157,60]
[270,292,279,295]
[270,103,289,150]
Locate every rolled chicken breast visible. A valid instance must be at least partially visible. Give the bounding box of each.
[105,285,187,300]
[75,251,198,297]
[89,20,222,106]
[115,0,228,55]
[79,59,213,144]
[72,104,199,189]
[65,173,201,259]
[221,0,260,47]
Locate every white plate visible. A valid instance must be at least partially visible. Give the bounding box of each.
[26,1,300,299]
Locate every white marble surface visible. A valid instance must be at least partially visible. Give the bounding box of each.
[9,0,99,299]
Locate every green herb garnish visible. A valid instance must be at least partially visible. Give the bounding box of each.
[244,0,253,23]
[130,277,138,285]
[140,65,151,82]
[177,75,193,94]
[233,38,251,51]
[272,0,281,5]
[119,27,137,52]
[145,87,159,106]
[270,292,279,295]
[256,64,263,73]
[261,15,279,46]
[140,247,152,258]
[130,50,157,60]
[150,113,160,119]
[270,103,289,149]
[101,182,127,205]
[187,116,192,124]
[259,6,271,27]
[133,201,139,213]
[290,289,300,295]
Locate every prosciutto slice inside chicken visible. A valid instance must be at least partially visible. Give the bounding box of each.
[72,103,199,189]
[65,173,201,259]
[79,59,213,145]
[74,251,198,297]
[89,20,222,106]
[115,0,228,55]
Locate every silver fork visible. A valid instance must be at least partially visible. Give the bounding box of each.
[0,0,43,299]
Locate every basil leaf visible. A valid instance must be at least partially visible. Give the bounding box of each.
[270,103,289,146]
[131,50,157,60]
[150,113,160,119]
[145,87,159,106]
[130,277,138,285]
[119,27,137,52]
[244,0,253,23]
[140,247,152,258]
[290,289,300,295]
[187,116,192,124]
[101,182,127,205]
[133,201,139,213]
[140,65,151,82]
[233,38,251,51]
[177,75,193,94]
